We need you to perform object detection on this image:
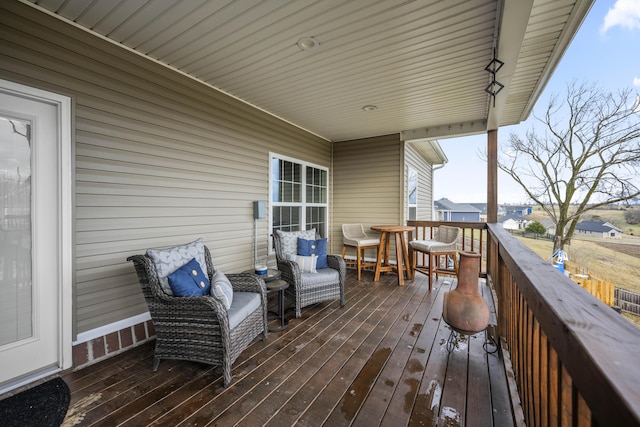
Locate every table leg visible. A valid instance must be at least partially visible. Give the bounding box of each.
[394,232,404,286]
[269,288,288,332]
[374,231,387,281]
[384,232,390,266]
[400,232,412,280]
[406,230,414,279]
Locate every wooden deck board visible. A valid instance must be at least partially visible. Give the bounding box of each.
[60,270,515,427]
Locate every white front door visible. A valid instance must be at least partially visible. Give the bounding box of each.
[0,80,72,392]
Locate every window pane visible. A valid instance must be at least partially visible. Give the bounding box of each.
[274,159,302,203]
[273,206,301,232]
[306,167,327,203]
[0,117,33,346]
[408,168,417,204]
[306,206,326,237]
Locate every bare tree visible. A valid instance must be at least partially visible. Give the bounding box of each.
[499,81,640,252]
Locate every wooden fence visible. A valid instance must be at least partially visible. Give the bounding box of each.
[563,260,616,307]
[615,288,640,315]
[563,260,640,314]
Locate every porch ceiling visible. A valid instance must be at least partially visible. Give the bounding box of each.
[26,0,593,142]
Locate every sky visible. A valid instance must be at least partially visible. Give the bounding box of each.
[433,0,640,204]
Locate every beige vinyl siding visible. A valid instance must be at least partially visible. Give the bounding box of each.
[404,144,435,221]
[1,2,330,334]
[331,134,402,255]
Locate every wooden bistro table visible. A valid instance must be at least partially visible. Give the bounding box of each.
[370,225,414,286]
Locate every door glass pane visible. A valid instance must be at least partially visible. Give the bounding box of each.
[0,116,32,346]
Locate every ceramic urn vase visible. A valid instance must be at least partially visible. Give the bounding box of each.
[442,251,490,334]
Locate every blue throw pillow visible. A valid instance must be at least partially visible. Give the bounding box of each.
[297,237,328,269]
[167,258,211,297]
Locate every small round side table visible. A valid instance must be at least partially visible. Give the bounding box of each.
[266,279,289,332]
[242,269,289,332]
[241,268,281,283]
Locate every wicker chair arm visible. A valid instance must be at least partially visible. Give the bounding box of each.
[326,254,347,281]
[276,258,302,286]
[326,254,346,308]
[127,254,168,300]
[226,273,266,294]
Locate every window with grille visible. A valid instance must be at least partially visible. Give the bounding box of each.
[270,154,328,245]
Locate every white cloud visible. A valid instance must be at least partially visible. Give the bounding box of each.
[600,0,640,34]
[634,77,640,86]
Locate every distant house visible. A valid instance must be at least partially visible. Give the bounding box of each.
[540,219,556,236]
[498,213,530,230]
[434,198,481,222]
[575,221,623,239]
[470,203,488,222]
[505,205,533,216]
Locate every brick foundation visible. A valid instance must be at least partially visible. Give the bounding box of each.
[71,319,155,370]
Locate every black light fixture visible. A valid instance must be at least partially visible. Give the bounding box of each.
[485,48,504,108]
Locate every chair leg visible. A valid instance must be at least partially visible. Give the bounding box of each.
[356,246,362,280]
[428,253,434,292]
[453,253,459,276]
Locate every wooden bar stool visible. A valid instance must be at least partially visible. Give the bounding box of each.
[341,224,380,280]
[409,225,460,290]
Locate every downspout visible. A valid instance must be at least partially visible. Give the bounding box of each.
[432,161,447,221]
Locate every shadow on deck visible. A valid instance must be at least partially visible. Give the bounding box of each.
[61,269,515,426]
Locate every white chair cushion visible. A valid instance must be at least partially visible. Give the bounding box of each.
[410,239,452,252]
[227,292,261,330]
[344,236,380,247]
[300,268,340,287]
[210,270,234,309]
[286,253,318,273]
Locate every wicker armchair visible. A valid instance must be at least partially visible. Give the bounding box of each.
[273,230,346,318]
[127,245,267,387]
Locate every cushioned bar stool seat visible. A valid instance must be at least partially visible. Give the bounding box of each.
[409,225,460,291]
[341,224,381,280]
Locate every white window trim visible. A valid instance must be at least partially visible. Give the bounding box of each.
[268,152,329,253]
[407,166,417,220]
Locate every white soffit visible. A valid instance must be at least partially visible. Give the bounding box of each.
[23,0,594,142]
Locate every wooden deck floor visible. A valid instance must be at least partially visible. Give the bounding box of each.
[61,270,515,427]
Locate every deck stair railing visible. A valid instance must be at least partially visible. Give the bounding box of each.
[487,223,640,426]
[407,221,640,426]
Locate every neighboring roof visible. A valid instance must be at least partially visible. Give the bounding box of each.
[576,221,622,233]
[540,219,556,229]
[435,198,481,213]
[498,213,528,223]
[470,203,488,214]
[24,0,595,142]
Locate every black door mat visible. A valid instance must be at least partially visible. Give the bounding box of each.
[0,377,70,427]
